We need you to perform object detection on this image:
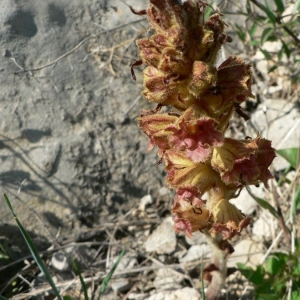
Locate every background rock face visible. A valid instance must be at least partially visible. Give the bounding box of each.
[0,0,160,245]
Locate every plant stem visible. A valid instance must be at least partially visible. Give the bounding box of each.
[203,230,228,300]
[249,0,300,45]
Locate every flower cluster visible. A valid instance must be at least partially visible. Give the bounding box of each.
[134,0,275,240]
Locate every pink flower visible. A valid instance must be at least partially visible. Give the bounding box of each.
[137,112,177,152]
[211,136,275,187]
[174,186,206,207]
[172,200,210,237]
[164,149,221,193]
[209,199,251,239]
[217,56,254,103]
[167,112,224,162]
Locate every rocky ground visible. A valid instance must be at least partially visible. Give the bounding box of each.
[0,0,299,299]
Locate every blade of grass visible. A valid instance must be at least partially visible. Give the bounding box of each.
[251,0,277,24]
[246,187,279,218]
[260,48,272,60]
[261,27,274,45]
[249,23,257,38]
[295,0,300,11]
[98,248,126,299]
[204,3,213,21]
[280,40,291,59]
[293,187,300,216]
[235,24,246,42]
[274,0,285,13]
[3,193,63,300]
[69,257,89,300]
[276,148,299,169]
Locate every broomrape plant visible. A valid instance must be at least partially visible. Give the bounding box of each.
[132,1,276,299]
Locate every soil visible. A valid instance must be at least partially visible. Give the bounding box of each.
[0,1,299,299]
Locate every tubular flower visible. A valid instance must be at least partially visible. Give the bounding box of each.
[209,199,252,239]
[164,150,221,193]
[173,200,211,237]
[175,186,206,207]
[167,115,224,163]
[136,112,178,152]
[137,105,224,161]
[137,0,230,110]
[134,0,276,242]
[211,136,275,187]
[217,56,254,103]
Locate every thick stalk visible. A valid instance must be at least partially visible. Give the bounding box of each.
[203,230,228,300]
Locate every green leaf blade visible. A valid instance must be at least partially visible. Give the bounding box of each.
[260,48,272,60]
[3,193,63,300]
[259,3,277,24]
[276,148,299,168]
[274,0,285,13]
[98,249,126,299]
[294,187,300,216]
[246,187,278,218]
[261,27,274,45]
[70,258,89,300]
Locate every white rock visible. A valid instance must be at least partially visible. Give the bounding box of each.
[282,4,295,23]
[170,287,201,300]
[228,239,265,268]
[153,268,185,290]
[111,278,130,293]
[252,209,278,239]
[185,230,207,246]
[112,253,137,272]
[99,292,119,300]
[286,170,296,181]
[230,188,260,215]
[267,85,282,95]
[127,293,148,300]
[148,288,201,300]
[227,239,265,268]
[250,99,300,170]
[29,141,61,176]
[139,194,153,211]
[148,292,166,300]
[51,251,69,271]
[144,217,176,254]
[159,186,171,196]
[180,244,211,263]
[253,51,270,82]
[262,41,282,52]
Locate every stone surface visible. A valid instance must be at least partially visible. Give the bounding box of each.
[185,230,207,246]
[114,252,137,273]
[252,210,278,240]
[180,244,211,263]
[0,0,160,247]
[144,217,176,254]
[250,99,300,170]
[148,287,201,300]
[138,194,153,212]
[51,251,69,271]
[158,187,171,196]
[228,239,265,268]
[111,278,131,293]
[230,188,260,215]
[153,268,185,290]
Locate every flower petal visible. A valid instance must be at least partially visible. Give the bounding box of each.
[217,56,254,103]
[210,199,251,239]
[164,150,221,193]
